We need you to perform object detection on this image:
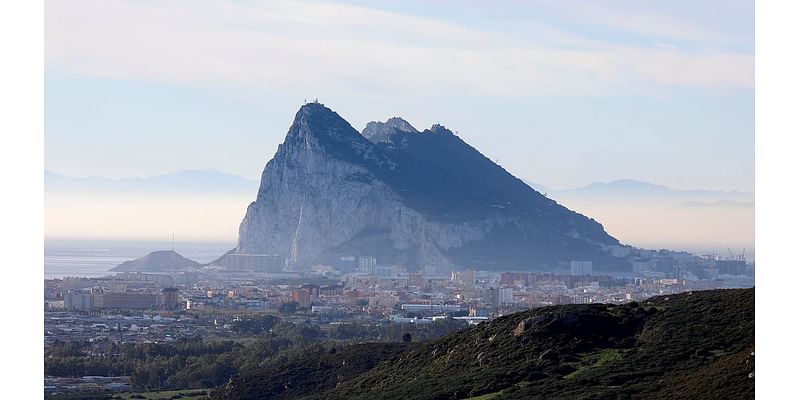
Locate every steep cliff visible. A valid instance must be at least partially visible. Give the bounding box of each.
[234,103,619,270]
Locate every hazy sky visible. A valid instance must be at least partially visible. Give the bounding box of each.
[45,0,754,192]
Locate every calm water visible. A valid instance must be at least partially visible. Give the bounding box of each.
[44,239,235,279]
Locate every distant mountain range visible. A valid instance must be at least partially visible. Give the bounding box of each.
[676,199,754,209]
[554,179,753,202]
[523,179,753,203]
[46,169,751,205]
[45,169,258,195]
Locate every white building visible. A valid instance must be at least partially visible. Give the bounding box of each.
[357,256,377,274]
[484,287,514,307]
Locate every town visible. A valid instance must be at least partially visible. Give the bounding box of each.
[44,245,754,395]
[45,244,754,339]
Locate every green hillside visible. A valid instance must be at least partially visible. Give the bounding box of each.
[211,288,754,400]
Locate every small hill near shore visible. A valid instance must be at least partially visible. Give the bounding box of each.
[111,250,201,273]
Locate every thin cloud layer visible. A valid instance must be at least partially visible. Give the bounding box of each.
[45,0,753,96]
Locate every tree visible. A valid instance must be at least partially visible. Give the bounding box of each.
[279,301,299,315]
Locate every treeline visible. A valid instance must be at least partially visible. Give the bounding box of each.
[328,320,462,340]
[45,316,467,391]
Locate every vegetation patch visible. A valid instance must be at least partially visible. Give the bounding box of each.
[208,288,754,400]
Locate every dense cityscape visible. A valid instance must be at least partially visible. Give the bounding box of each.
[44,243,754,396]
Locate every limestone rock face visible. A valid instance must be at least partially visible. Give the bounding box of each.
[234,103,620,270]
[362,117,419,143]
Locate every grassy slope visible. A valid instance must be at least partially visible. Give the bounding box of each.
[211,289,754,400]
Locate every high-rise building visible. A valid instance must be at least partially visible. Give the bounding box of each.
[357,256,377,274]
[64,291,93,311]
[500,272,530,286]
[484,287,514,307]
[162,288,180,310]
[93,292,161,309]
[570,261,593,276]
[717,260,747,276]
[498,287,514,305]
[453,270,476,288]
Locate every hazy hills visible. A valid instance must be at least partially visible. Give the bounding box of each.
[519,179,754,255]
[45,169,258,195]
[523,179,753,208]
[45,170,752,214]
[554,179,752,201]
[46,170,751,204]
[211,288,754,400]
[45,156,753,254]
[44,170,255,242]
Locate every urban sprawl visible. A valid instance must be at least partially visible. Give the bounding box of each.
[44,245,754,395]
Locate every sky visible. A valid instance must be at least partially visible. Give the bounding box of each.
[43,0,754,250]
[45,0,754,192]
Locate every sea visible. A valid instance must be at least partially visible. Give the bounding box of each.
[44,239,235,279]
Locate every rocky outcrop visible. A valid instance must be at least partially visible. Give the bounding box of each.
[362,117,419,143]
[233,102,619,270]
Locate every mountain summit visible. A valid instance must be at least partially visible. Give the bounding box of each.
[234,103,619,270]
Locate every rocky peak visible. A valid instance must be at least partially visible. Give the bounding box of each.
[362,117,418,143]
[287,102,356,141]
[283,102,375,160]
[385,117,418,133]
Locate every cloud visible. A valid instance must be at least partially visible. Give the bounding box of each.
[45,0,753,96]
[536,0,752,46]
